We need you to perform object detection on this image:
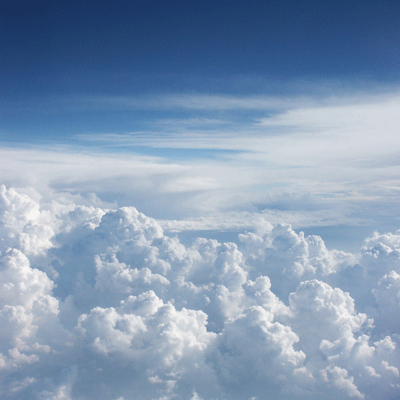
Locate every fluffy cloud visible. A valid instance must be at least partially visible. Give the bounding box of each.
[0,185,56,256]
[0,185,399,399]
[239,225,358,300]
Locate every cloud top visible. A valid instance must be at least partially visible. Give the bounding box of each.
[0,184,399,399]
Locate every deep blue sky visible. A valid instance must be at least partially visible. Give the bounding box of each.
[1,0,400,97]
[2,0,400,143]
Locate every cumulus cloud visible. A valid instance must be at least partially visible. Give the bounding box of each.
[0,185,399,399]
[0,185,56,256]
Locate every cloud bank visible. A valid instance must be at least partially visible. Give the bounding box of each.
[1,184,399,399]
[2,90,400,236]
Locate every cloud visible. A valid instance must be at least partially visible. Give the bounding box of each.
[0,185,56,256]
[2,90,400,233]
[1,185,400,399]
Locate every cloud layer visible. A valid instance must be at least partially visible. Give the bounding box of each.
[2,90,400,236]
[1,184,399,399]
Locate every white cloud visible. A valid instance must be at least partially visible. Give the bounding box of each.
[3,91,400,234]
[321,366,364,399]
[0,185,56,256]
[0,249,61,364]
[0,185,400,399]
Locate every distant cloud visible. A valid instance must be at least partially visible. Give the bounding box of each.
[2,90,400,232]
[0,185,399,399]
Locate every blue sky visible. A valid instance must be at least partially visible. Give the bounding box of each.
[2,0,400,86]
[2,0,400,105]
[2,0,400,246]
[2,0,400,243]
[2,0,400,144]
[1,4,400,398]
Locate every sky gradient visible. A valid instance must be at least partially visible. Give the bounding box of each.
[1,1,400,399]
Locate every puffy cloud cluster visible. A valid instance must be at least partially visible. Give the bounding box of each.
[0,184,399,399]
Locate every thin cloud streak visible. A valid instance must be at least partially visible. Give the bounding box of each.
[1,90,400,232]
[76,92,400,182]
[7,85,399,114]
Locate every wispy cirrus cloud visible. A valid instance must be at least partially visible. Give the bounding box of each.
[2,89,400,233]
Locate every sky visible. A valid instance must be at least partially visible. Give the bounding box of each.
[1,1,400,399]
